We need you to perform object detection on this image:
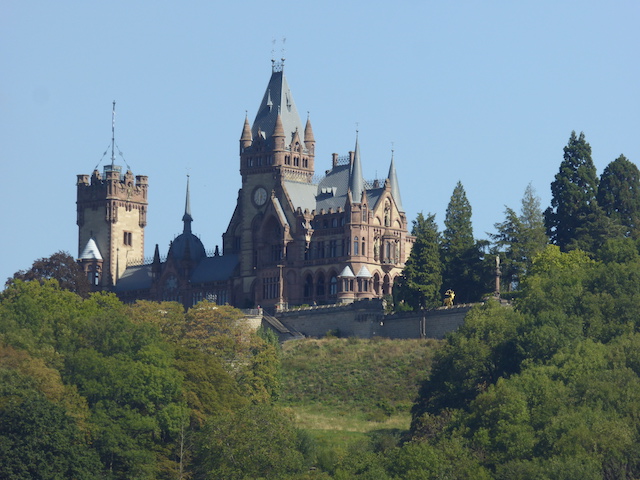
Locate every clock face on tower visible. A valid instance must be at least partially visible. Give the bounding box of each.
[253,186,268,206]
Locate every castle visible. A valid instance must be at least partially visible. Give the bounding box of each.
[76,61,414,311]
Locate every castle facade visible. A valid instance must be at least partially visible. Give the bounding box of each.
[77,61,413,311]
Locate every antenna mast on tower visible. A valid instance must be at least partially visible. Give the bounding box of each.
[111,100,116,167]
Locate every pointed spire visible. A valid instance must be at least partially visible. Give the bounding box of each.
[153,244,161,264]
[304,113,315,144]
[387,150,404,212]
[349,133,365,204]
[266,89,273,110]
[240,113,252,144]
[273,112,285,138]
[182,175,193,234]
[252,63,304,146]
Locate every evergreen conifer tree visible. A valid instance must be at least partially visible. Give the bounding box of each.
[441,181,485,303]
[544,131,599,250]
[491,183,547,290]
[394,213,442,310]
[597,154,640,237]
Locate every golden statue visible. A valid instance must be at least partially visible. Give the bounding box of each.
[443,289,455,307]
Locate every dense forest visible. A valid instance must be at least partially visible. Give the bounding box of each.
[3,131,640,479]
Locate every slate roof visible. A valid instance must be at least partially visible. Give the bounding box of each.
[253,68,305,146]
[115,254,238,293]
[115,264,153,292]
[283,180,317,213]
[190,254,239,284]
[315,163,350,212]
[79,238,102,260]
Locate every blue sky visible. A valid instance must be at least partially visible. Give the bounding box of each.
[2,1,639,285]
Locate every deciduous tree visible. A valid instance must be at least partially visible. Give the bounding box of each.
[8,251,90,297]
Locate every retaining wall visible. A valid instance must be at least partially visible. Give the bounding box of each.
[268,300,474,340]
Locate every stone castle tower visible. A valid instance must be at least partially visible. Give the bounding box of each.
[76,103,148,288]
[223,60,413,309]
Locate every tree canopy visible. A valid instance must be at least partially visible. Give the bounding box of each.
[393,212,442,310]
[545,131,600,250]
[8,251,90,297]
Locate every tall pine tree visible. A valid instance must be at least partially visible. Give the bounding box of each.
[393,213,442,310]
[491,183,547,290]
[597,154,640,237]
[545,131,600,251]
[545,132,625,254]
[441,181,486,303]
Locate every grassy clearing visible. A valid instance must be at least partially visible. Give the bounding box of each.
[280,337,441,449]
[289,404,411,433]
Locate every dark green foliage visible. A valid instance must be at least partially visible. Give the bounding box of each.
[194,403,307,479]
[411,243,640,476]
[545,131,601,251]
[385,438,491,480]
[0,369,102,480]
[441,181,488,303]
[393,212,442,310]
[597,154,640,236]
[412,300,525,419]
[8,251,90,298]
[491,184,548,290]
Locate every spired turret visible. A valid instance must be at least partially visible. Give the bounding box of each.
[239,62,315,181]
[240,114,252,152]
[387,152,404,212]
[348,134,365,204]
[304,114,315,155]
[168,176,206,262]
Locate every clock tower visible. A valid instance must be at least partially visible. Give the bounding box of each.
[224,59,315,307]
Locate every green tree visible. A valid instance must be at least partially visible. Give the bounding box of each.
[491,184,548,290]
[544,131,600,251]
[7,251,90,298]
[597,154,640,237]
[411,300,526,420]
[0,369,103,479]
[194,403,307,480]
[394,212,442,310]
[441,181,486,303]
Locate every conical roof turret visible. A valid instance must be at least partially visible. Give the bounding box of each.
[252,63,304,147]
[240,114,252,145]
[80,238,103,260]
[304,115,315,144]
[349,134,365,204]
[387,152,404,212]
[273,112,285,138]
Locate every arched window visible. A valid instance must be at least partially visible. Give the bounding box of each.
[303,274,313,298]
[329,275,338,296]
[362,206,367,222]
[362,239,366,257]
[316,274,325,296]
[353,237,359,255]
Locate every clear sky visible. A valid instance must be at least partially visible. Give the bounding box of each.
[1,1,639,286]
